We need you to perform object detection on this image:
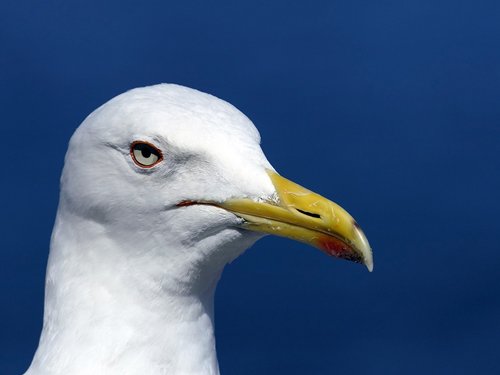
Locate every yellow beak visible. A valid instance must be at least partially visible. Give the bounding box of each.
[217,170,373,271]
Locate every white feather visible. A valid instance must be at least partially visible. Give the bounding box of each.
[25,84,276,375]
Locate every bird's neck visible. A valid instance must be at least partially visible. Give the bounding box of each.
[26,207,253,375]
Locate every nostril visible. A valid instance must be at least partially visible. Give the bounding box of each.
[296,208,321,219]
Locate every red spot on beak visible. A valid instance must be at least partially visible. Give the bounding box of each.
[317,236,363,264]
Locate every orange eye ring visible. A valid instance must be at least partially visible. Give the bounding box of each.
[130,141,163,168]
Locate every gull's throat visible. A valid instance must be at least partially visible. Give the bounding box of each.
[26,206,245,375]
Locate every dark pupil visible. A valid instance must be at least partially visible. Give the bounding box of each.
[141,147,152,158]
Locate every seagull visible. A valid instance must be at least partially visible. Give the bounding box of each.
[24,84,373,375]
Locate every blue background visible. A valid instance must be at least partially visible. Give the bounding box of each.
[1,1,499,374]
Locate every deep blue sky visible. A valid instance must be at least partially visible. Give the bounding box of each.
[1,1,499,374]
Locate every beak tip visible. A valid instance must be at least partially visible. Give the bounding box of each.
[365,258,374,272]
[353,224,373,272]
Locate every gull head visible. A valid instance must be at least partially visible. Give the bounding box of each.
[59,84,373,292]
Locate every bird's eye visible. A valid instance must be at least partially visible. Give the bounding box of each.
[130,141,163,168]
